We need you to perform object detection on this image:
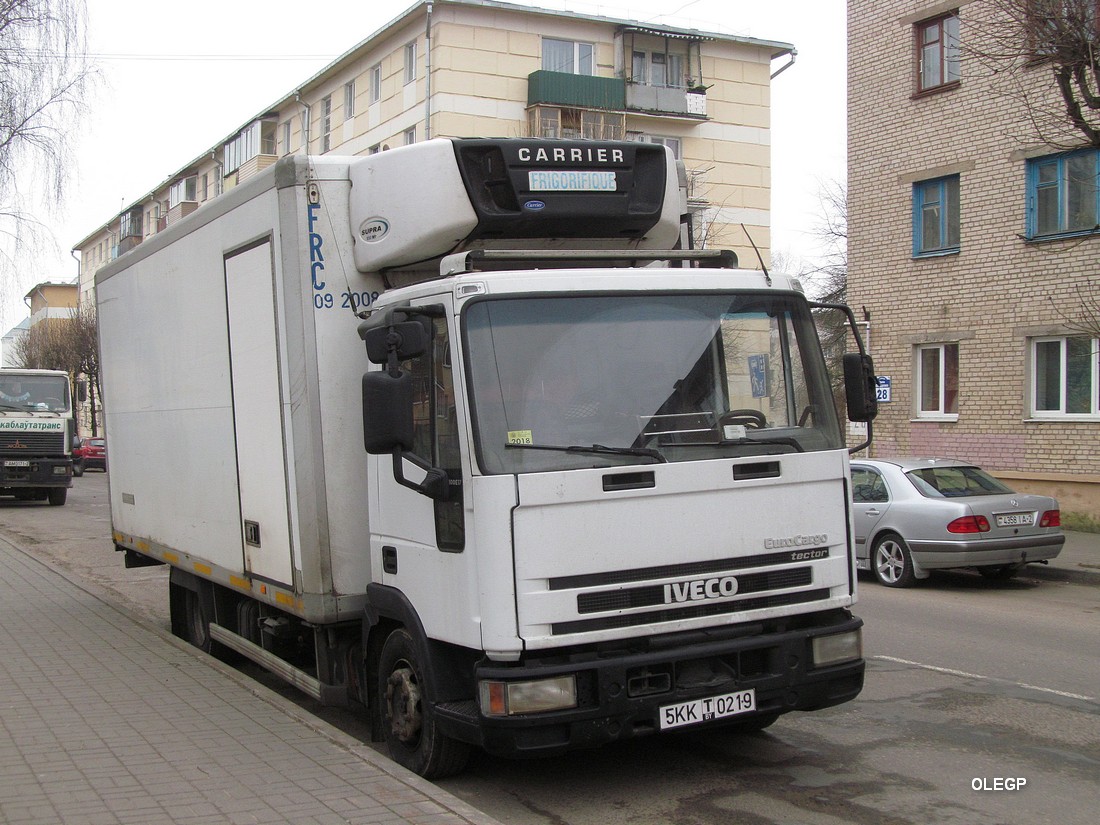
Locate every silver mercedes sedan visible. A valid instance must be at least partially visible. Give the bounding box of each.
[850,458,1065,587]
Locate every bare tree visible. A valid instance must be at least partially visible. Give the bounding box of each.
[1,1,94,311]
[12,301,99,431]
[966,1,1100,148]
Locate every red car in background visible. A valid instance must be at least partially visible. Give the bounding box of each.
[72,437,106,476]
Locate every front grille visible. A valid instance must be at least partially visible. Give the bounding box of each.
[577,568,813,614]
[553,588,831,635]
[549,547,828,591]
[0,432,65,454]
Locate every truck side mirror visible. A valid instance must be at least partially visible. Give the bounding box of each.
[362,370,415,453]
[360,320,430,365]
[361,369,450,501]
[843,353,878,423]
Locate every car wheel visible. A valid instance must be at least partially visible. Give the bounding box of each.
[978,564,1022,581]
[378,628,470,779]
[73,463,84,477]
[872,533,917,588]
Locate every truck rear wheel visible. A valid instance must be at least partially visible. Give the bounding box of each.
[378,628,470,779]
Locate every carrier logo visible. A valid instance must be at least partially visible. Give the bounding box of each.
[517,145,625,164]
[663,576,739,604]
[765,534,828,550]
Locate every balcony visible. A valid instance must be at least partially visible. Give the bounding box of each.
[528,70,706,119]
[626,82,707,117]
[528,71,625,110]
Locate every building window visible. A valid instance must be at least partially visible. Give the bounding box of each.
[369,143,381,154]
[404,41,417,85]
[917,13,961,93]
[631,133,682,158]
[913,175,960,256]
[1027,149,1100,238]
[370,63,381,103]
[223,120,277,174]
[319,95,332,153]
[344,80,355,118]
[916,343,959,417]
[404,126,416,146]
[542,38,594,75]
[169,176,197,208]
[1032,336,1099,416]
[631,50,686,87]
[281,120,292,155]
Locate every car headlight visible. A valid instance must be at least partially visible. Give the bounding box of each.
[812,629,862,667]
[478,675,577,716]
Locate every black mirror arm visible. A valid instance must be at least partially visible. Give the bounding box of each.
[391,449,450,501]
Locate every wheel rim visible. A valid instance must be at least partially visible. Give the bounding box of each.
[386,664,423,746]
[875,540,905,583]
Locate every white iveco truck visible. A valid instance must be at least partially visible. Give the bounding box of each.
[96,138,877,778]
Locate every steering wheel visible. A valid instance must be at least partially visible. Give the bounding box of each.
[719,409,767,429]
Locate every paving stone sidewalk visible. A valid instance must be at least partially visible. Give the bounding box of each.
[0,536,503,825]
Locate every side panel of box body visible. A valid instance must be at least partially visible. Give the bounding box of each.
[96,157,376,623]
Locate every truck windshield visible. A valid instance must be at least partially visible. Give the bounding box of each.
[464,293,843,474]
[0,374,71,413]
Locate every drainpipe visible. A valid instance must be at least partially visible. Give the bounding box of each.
[296,92,312,153]
[424,2,433,140]
[770,49,797,80]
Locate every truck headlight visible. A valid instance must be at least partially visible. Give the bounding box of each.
[53,466,69,475]
[812,629,862,667]
[478,675,577,716]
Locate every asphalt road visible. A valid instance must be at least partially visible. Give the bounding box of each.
[3,473,1099,825]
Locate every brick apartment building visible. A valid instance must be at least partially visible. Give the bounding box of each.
[74,0,793,304]
[848,0,1100,521]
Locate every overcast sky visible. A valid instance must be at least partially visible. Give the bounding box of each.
[1,0,845,331]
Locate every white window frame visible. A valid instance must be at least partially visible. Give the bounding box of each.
[632,133,682,159]
[319,95,332,153]
[344,80,356,118]
[281,120,292,156]
[370,63,382,103]
[404,126,416,146]
[1030,336,1100,418]
[404,41,417,85]
[914,342,959,419]
[542,38,594,75]
[169,176,197,209]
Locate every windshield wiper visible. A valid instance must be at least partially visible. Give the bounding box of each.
[664,436,805,453]
[506,442,667,463]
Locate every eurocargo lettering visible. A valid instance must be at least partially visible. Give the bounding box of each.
[96,138,879,779]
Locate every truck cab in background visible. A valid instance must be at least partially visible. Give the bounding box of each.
[0,368,75,506]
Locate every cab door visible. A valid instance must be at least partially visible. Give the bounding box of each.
[368,299,468,635]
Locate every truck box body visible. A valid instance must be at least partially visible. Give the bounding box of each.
[97,139,873,778]
[98,158,376,620]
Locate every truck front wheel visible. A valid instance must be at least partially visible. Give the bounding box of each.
[47,488,67,506]
[377,628,470,779]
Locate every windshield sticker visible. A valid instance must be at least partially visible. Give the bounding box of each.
[507,430,534,445]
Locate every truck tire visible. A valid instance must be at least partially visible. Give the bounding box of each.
[378,628,470,779]
[181,586,213,653]
[47,488,67,506]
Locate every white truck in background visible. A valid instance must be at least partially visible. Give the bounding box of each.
[0,368,75,506]
[96,138,878,778]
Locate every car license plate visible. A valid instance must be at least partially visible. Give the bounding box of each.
[996,512,1033,527]
[4,460,30,468]
[659,688,756,730]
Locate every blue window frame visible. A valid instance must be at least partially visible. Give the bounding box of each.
[913,175,960,256]
[1027,149,1100,239]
